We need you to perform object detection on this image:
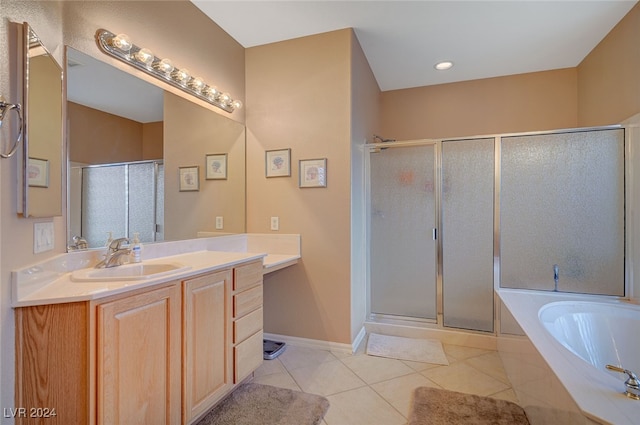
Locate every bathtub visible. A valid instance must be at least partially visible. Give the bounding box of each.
[539,301,640,377]
[498,289,639,425]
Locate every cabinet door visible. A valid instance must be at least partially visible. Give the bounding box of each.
[97,284,181,425]
[183,270,232,423]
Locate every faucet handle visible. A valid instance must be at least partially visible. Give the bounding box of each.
[606,364,640,400]
[109,237,129,251]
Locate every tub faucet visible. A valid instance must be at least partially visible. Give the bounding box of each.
[606,365,640,400]
[95,237,130,268]
[553,264,559,291]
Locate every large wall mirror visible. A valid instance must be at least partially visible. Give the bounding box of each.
[19,22,64,218]
[66,47,246,249]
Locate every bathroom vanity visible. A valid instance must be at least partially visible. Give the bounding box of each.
[12,234,300,425]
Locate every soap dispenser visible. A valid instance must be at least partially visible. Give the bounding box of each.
[131,232,142,263]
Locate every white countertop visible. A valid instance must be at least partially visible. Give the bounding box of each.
[12,234,301,308]
[13,251,265,307]
[497,289,637,425]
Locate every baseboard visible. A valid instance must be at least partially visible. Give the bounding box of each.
[351,326,367,353]
[263,332,354,354]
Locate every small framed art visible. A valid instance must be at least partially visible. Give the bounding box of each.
[299,158,327,188]
[179,166,199,191]
[265,148,291,177]
[206,153,227,180]
[28,157,49,188]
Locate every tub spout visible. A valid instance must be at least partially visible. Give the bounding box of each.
[606,364,640,400]
[553,264,559,291]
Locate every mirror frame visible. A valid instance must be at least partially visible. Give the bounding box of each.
[18,22,65,218]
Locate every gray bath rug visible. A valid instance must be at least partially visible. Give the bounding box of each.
[366,333,449,365]
[195,383,329,425]
[408,387,530,425]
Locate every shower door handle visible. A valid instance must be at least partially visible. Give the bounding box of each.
[432,228,437,240]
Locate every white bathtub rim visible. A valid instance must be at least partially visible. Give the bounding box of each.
[498,289,638,425]
[538,300,640,376]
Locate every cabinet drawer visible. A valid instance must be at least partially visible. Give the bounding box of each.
[234,261,263,291]
[234,307,263,344]
[233,284,262,318]
[234,330,263,383]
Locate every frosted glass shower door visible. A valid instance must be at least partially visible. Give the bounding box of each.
[82,165,127,247]
[442,139,494,332]
[370,144,437,320]
[128,162,158,243]
[500,129,624,296]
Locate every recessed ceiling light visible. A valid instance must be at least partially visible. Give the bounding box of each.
[434,61,454,71]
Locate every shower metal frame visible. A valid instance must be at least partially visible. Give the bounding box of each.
[364,124,628,333]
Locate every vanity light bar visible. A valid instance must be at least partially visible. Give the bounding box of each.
[95,29,242,113]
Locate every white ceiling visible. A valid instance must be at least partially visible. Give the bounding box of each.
[67,48,164,123]
[192,0,637,91]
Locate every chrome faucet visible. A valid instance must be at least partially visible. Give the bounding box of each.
[553,264,560,291]
[606,365,640,400]
[69,235,88,250]
[95,237,130,268]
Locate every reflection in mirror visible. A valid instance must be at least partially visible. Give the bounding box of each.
[21,22,64,217]
[66,48,246,249]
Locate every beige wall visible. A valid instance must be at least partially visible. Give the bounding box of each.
[246,30,354,344]
[68,102,146,164]
[380,68,578,140]
[577,1,640,126]
[349,32,381,341]
[143,121,163,160]
[1,1,244,416]
[68,102,163,164]
[1,2,65,415]
[164,92,246,240]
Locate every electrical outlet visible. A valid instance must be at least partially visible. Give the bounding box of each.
[215,216,223,230]
[34,221,54,253]
[270,216,279,231]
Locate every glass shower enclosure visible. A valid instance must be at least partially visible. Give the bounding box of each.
[73,160,164,248]
[367,127,625,333]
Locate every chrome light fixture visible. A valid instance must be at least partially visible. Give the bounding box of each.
[96,29,242,113]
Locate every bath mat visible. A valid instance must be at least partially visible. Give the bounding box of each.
[366,333,449,365]
[195,383,329,425]
[408,387,530,425]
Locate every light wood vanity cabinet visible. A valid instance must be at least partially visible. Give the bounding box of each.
[182,270,233,424]
[97,284,182,425]
[232,260,264,383]
[15,259,265,425]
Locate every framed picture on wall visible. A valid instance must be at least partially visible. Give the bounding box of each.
[179,166,199,191]
[28,157,49,188]
[265,148,291,177]
[299,158,327,188]
[206,153,227,180]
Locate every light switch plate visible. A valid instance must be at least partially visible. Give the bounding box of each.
[215,216,223,230]
[34,222,54,253]
[270,217,279,231]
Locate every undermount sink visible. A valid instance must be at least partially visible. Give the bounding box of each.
[70,262,190,282]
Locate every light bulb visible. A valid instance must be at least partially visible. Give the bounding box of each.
[434,61,453,71]
[111,34,132,52]
[189,76,205,92]
[172,68,191,85]
[231,100,243,110]
[134,48,154,67]
[219,92,231,105]
[204,86,219,100]
[154,58,174,75]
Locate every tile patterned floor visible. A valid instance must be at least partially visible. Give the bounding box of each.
[252,334,519,425]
